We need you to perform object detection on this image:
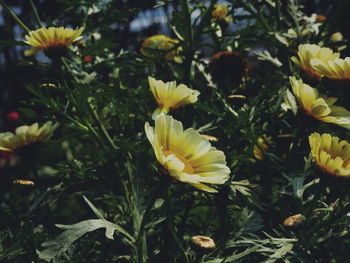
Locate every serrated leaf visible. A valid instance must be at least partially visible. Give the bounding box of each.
[37,197,135,261]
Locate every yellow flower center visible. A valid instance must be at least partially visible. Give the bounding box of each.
[163,150,194,174]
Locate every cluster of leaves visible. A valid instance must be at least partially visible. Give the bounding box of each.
[1,0,350,262]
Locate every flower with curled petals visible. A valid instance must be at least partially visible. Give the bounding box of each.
[0,122,57,151]
[311,57,350,80]
[289,77,350,128]
[291,44,340,80]
[145,114,230,193]
[24,27,84,57]
[309,133,350,177]
[148,76,200,119]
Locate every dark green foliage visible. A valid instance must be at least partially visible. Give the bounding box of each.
[0,0,350,262]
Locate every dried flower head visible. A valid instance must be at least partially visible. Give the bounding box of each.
[289,77,350,128]
[283,214,306,227]
[208,51,249,86]
[145,114,230,192]
[148,76,200,119]
[291,44,340,80]
[309,133,350,177]
[24,27,84,57]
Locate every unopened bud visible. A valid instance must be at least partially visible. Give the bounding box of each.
[191,235,216,250]
[200,134,218,142]
[283,214,306,227]
[13,180,35,186]
[330,32,343,43]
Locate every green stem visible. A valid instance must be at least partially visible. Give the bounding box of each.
[275,0,282,30]
[87,101,118,149]
[60,57,117,149]
[165,191,190,263]
[215,90,238,117]
[136,176,170,262]
[30,0,44,27]
[0,0,30,32]
[181,0,194,82]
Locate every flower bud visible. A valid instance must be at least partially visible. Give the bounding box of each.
[191,235,216,250]
[330,32,343,43]
[283,214,306,227]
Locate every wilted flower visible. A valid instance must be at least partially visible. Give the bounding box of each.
[191,235,216,250]
[291,44,340,80]
[289,77,350,128]
[145,114,230,193]
[211,5,232,23]
[140,35,182,62]
[253,136,270,160]
[148,76,200,119]
[283,214,306,227]
[208,51,249,86]
[24,27,84,57]
[0,122,57,151]
[309,133,350,177]
[311,57,350,81]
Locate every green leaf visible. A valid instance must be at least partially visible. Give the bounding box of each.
[37,197,135,261]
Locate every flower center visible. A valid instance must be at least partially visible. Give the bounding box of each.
[163,150,194,174]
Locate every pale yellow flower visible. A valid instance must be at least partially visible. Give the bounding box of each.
[311,57,350,80]
[24,27,84,56]
[145,114,230,193]
[141,35,182,62]
[148,76,200,119]
[289,77,350,128]
[0,122,57,151]
[309,133,350,177]
[291,44,340,80]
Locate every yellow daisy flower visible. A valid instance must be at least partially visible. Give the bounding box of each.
[309,132,350,177]
[310,57,350,80]
[145,114,230,193]
[211,5,232,22]
[289,76,350,128]
[148,76,200,119]
[140,35,182,62]
[291,44,340,80]
[0,121,57,151]
[24,27,84,56]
